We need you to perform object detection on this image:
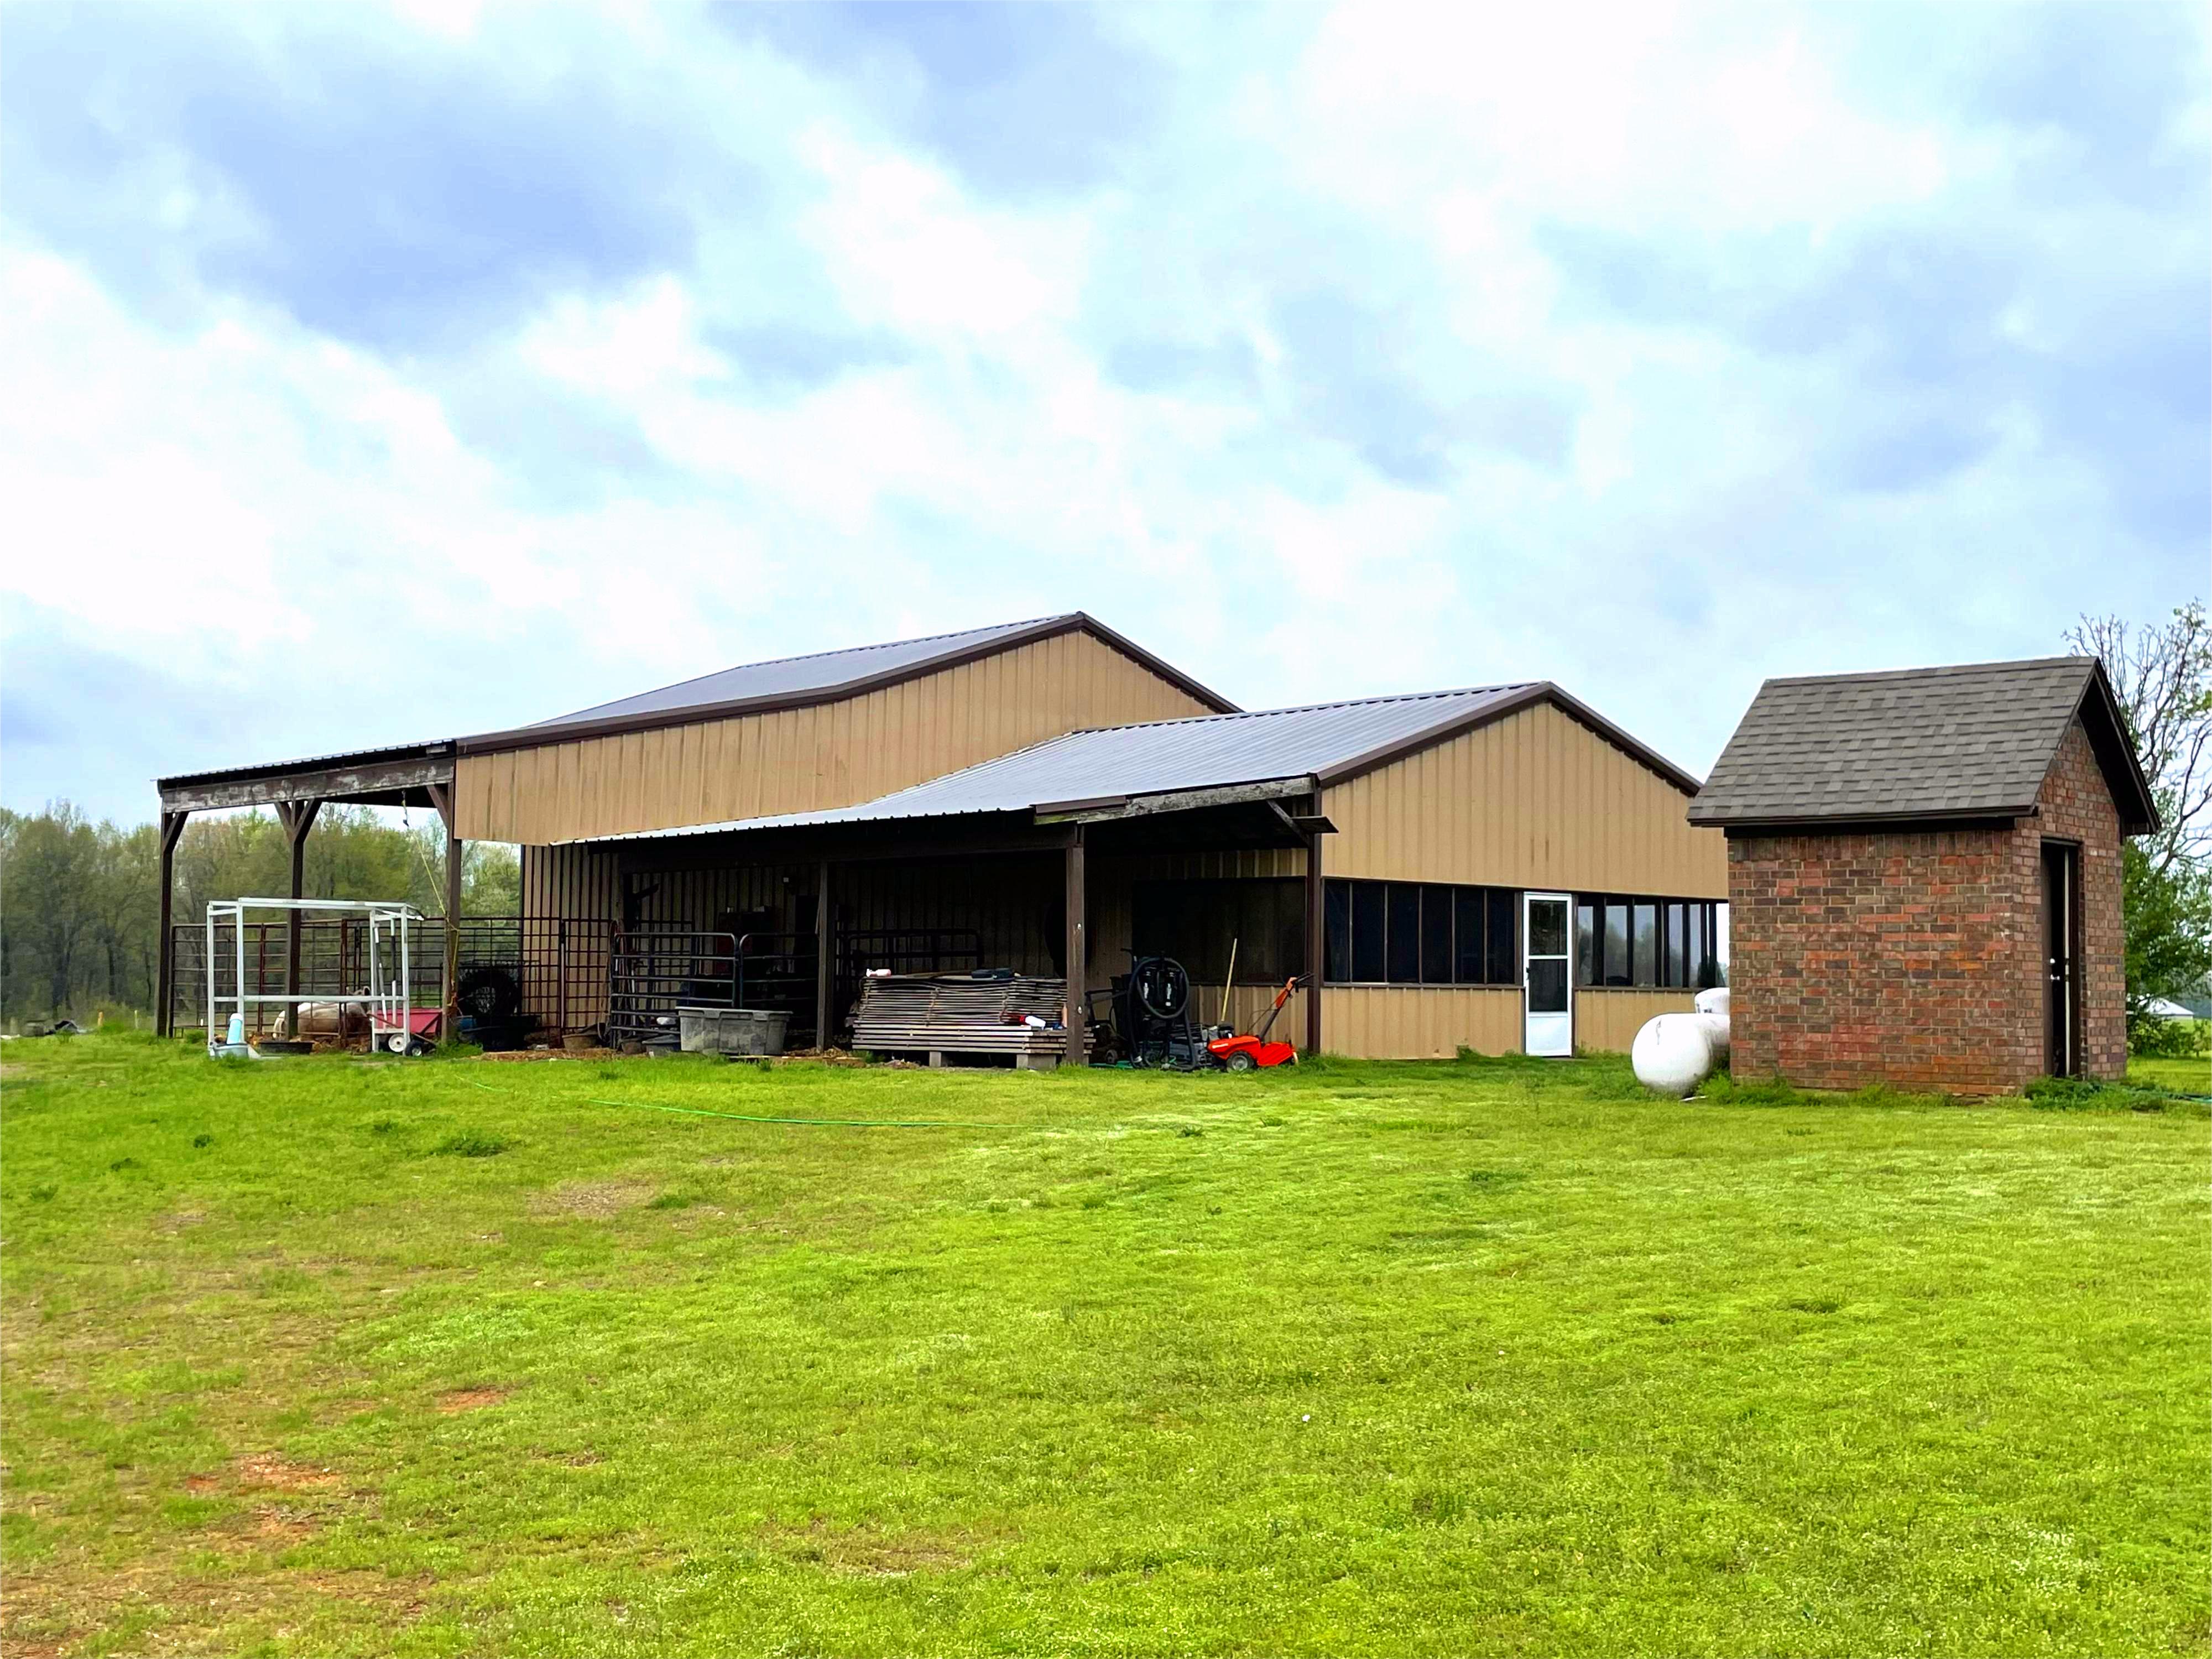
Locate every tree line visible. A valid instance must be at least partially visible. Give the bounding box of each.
[0,805,519,1026]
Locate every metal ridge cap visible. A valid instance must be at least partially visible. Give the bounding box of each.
[1058,681,1533,741]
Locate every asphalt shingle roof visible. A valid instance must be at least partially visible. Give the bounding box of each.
[1687,656,2114,827]
[597,685,1542,842]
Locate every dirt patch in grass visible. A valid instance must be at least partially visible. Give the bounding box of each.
[2,1564,429,1655]
[534,1180,659,1220]
[435,1385,510,1415]
[768,1518,985,1577]
[237,1504,320,1547]
[232,1453,341,1492]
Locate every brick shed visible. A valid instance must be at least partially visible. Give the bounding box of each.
[1688,658,2158,1093]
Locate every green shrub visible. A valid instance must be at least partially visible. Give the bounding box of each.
[2130,1015,2209,1060]
[2024,1076,2179,1114]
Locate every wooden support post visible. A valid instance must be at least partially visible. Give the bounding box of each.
[427,784,462,1041]
[275,800,321,1036]
[1305,825,1324,1057]
[815,858,834,1050]
[1064,827,1087,1067]
[155,810,189,1037]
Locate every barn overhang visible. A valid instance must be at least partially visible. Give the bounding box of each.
[570,778,1335,1062]
[150,740,466,1039]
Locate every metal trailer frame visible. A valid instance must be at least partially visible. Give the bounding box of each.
[204,898,425,1056]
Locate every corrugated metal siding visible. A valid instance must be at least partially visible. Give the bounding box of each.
[1089,848,1306,972]
[458,630,1214,844]
[1316,987,1695,1059]
[1574,990,1700,1054]
[1322,701,1726,898]
[1321,988,1523,1058]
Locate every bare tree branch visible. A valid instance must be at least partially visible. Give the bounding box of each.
[2067,601,2212,874]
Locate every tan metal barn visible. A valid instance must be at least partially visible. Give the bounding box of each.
[155,613,1726,1060]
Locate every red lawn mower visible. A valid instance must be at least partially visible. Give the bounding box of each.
[1206,975,1306,1071]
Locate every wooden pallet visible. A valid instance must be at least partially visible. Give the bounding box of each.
[852,973,1091,1068]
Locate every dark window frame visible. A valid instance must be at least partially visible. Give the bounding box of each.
[1572,891,1729,990]
[1322,878,1524,988]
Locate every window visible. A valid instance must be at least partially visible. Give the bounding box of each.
[1386,884,1422,984]
[1421,884,1454,984]
[1573,893,1728,989]
[1131,879,1305,983]
[1486,890,1516,984]
[1322,879,1522,987]
[1454,889,1486,983]
[1352,882,1386,984]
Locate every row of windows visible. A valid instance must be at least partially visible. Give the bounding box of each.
[1324,880,1521,987]
[1575,896,1725,989]
[1128,877,1728,991]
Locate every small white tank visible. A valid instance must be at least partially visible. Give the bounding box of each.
[1692,1010,1730,1062]
[1693,987,1730,1016]
[1633,1013,1718,1096]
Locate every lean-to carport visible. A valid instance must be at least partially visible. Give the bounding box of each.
[153,742,465,1038]
[593,780,1335,1063]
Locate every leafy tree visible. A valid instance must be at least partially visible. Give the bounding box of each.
[1,802,524,1024]
[2067,602,2212,1052]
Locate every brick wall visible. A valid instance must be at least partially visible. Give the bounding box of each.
[2028,719,2126,1078]
[1726,717,2127,1093]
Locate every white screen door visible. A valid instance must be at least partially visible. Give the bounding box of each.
[1522,891,1573,1057]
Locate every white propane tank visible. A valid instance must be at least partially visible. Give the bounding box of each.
[1689,987,1730,1063]
[1632,1013,1718,1096]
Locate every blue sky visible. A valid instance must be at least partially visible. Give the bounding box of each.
[3,0,2205,827]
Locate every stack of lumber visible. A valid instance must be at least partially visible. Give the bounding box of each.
[852,972,1091,1058]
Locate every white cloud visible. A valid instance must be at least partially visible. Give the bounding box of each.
[0,0,2203,825]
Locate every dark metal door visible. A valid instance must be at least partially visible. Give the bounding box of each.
[2041,841,2079,1078]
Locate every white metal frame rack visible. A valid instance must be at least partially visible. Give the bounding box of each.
[204,897,425,1056]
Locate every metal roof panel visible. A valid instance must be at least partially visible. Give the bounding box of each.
[590,686,1537,843]
[523,615,1074,731]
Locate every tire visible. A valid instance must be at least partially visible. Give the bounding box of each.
[1224,1050,1258,1073]
[457,966,522,1022]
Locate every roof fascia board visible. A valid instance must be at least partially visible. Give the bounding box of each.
[160,753,457,814]
[2074,661,2162,836]
[1034,775,1316,824]
[1709,808,2031,836]
[1316,684,1707,797]
[455,614,1238,757]
[158,742,455,794]
[606,811,1055,871]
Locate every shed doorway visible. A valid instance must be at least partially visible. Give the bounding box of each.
[1523,891,1573,1056]
[2041,839,2081,1078]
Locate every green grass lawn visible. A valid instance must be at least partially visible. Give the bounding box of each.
[2132,1051,2211,1095]
[4,1033,2206,1657]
